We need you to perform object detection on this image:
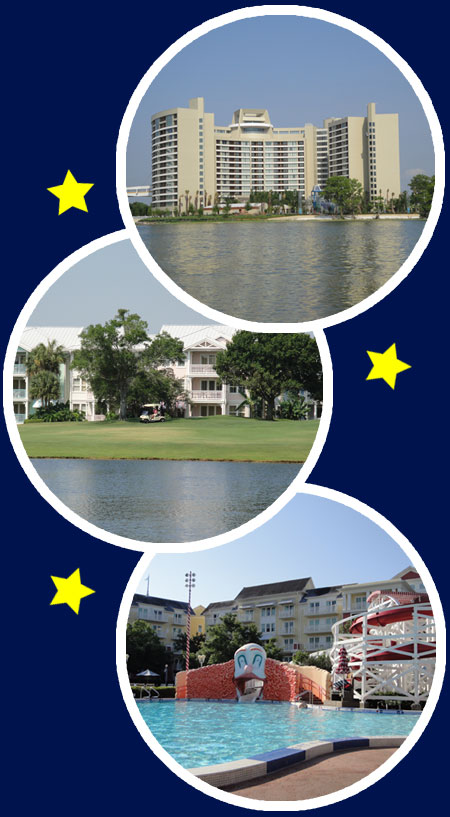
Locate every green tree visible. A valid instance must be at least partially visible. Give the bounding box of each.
[277,393,311,420]
[28,370,61,409]
[292,649,332,672]
[172,632,206,668]
[27,340,66,409]
[409,174,434,217]
[216,332,322,420]
[321,176,364,215]
[72,312,185,420]
[264,639,284,661]
[126,620,168,675]
[204,613,268,664]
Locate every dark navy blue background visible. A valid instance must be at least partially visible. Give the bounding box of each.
[3,2,447,813]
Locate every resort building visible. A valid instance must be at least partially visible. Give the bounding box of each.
[13,324,320,423]
[202,567,423,660]
[129,594,206,670]
[151,97,400,210]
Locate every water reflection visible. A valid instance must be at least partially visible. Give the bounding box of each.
[32,459,300,542]
[138,220,424,321]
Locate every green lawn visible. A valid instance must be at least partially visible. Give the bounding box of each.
[18,416,320,462]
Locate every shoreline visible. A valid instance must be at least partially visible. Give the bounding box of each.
[29,456,303,464]
[136,213,423,225]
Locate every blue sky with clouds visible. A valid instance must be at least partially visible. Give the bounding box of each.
[140,493,413,607]
[127,15,434,192]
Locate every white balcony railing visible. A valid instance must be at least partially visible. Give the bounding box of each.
[15,414,26,423]
[279,610,296,619]
[14,364,27,375]
[191,391,223,401]
[138,614,168,624]
[306,606,337,616]
[279,629,295,636]
[260,631,276,640]
[190,364,217,374]
[305,624,334,633]
[13,389,27,399]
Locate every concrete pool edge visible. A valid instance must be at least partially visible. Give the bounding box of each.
[187,736,405,787]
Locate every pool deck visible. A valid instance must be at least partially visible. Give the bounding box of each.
[222,746,397,800]
[188,735,404,788]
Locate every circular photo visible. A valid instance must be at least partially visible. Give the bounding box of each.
[6,236,328,547]
[121,9,441,326]
[118,489,444,806]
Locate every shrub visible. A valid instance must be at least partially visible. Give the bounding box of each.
[27,402,85,422]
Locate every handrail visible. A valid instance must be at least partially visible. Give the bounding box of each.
[297,672,327,703]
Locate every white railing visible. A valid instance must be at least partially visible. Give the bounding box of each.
[279,629,295,636]
[191,391,223,401]
[13,389,27,399]
[138,614,168,624]
[279,610,296,619]
[14,364,27,374]
[15,414,26,423]
[260,631,276,640]
[307,605,337,615]
[190,365,217,374]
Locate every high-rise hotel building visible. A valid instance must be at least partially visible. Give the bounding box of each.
[151,98,400,210]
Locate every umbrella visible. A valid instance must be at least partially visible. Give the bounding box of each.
[136,669,160,678]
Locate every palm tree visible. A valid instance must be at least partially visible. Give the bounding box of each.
[27,340,65,376]
[184,189,189,213]
[27,340,66,410]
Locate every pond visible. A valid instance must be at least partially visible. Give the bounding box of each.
[137,219,424,322]
[31,459,300,542]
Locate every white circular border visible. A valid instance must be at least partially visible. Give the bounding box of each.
[117,4,445,331]
[3,229,332,553]
[116,483,446,810]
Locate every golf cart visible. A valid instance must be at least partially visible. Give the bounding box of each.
[140,404,166,423]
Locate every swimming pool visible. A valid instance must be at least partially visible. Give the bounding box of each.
[137,701,419,768]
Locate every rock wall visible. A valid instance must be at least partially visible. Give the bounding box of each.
[178,658,315,701]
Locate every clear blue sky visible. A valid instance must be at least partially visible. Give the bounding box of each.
[29,239,215,328]
[127,15,434,192]
[139,494,412,606]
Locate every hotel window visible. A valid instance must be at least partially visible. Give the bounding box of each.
[261,622,275,633]
[309,601,319,611]
[309,637,320,647]
[284,639,294,648]
[174,613,182,622]
[138,607,149,619]
[261,607,275,617]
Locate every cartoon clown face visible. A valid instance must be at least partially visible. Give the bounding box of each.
[234,643,267,682]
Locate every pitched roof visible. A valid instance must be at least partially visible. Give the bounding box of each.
[303,586,342,598]
[202,600,235,614]
[160,324,235,349]
[20,326,85,351]
[236,578,311,600]
[132,593,192,613]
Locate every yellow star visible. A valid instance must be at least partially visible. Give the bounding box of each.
[47,170,94,214]
[366,343,411,390]
[50,568,95,614]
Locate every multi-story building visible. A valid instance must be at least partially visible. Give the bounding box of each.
[14,323,320,423]
[128,594,206,670]
[325,102,400,201]
[201,567,423,660]
[151,97,400,210]
[14,327,98,423]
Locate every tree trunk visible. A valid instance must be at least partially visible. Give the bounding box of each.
[119,390,127,420]
[266,397,276,421]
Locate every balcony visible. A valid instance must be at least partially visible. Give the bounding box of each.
[190,364,217,374]
[14,413,26,424]
[278,628,295,637]
[138,613,168,624]
[305,624,334,634]
[14,364,27,375]
[191,391,223,401]
[13,389,27,399]
[260,631,276,640]
[279,610,296,619]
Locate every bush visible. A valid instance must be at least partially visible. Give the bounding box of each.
[27,402,85,422]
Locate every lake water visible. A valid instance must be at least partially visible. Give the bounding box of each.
[137,219,424,322]
[31,459,300,542]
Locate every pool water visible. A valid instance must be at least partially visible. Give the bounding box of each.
[137,700,418,768]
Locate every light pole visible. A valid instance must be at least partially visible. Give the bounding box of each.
[185,571,196,672]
